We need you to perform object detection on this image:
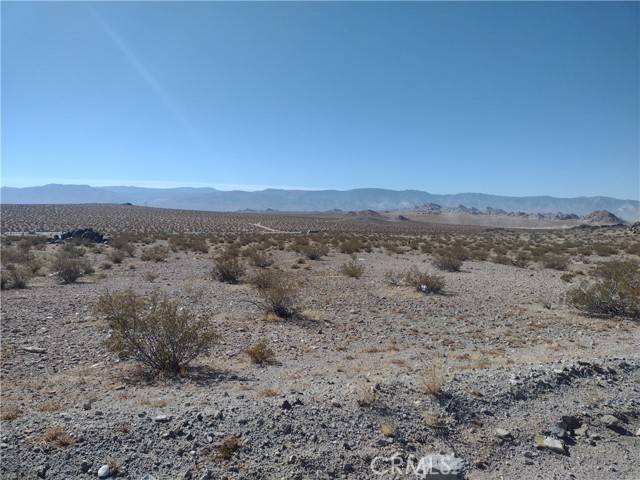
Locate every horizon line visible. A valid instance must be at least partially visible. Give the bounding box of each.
[1,181,637,202]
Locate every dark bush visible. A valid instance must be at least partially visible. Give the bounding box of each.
[212,256,245,284]
[249,269,299,318]
[404,267,445,294]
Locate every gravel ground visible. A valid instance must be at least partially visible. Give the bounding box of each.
[1,240,639,479]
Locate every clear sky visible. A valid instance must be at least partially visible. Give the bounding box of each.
[2,2,639,199]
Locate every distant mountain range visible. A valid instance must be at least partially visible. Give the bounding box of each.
[1,184,639,220]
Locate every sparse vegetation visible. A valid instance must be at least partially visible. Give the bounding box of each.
[95,290,218,373]
[212,255,245,283]
[341,258,365,278]
[246,338,275,364]
[140,244,170,262]
[404,267,445,294]
[567,260,640,319]
[250,269,299,318]
[217,436,241,460]
[432,252,463,272]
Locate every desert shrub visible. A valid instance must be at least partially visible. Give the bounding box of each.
[140,244,169,262]
[432,253,463,272]
[404,267,445,294]
[0,265,31,290]
[592,243,617,257]
[52,252,83,284]
[217,436,241,460]
[95,290,218,373]
[169,235,209,253]
[247,248,272,268]
[491,254,513,266]
[250,269,299,318]
[567,260,639,319]
[212,256,245,284]
[245,338,275,364]
[339,238,364,254]
[301,243,329,260]
[109,249,125,264]
[512,252,530,268]
[560,272,576,283]
[101,262,113,270]
[383,270,404,286]
[625,242,640,256]
[541,254,570,271]
[470,249,489,261]
[110,236,136,256]
[341,258,365,278]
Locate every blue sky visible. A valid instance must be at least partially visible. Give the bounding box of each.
[2,2,638,199]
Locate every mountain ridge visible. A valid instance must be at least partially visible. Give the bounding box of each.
[1,184,638,220]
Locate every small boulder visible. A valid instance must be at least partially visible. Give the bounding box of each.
[534,434,566,454]
[97,465,110,478]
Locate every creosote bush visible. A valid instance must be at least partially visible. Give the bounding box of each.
[250,269,299,318]
[432,253,463,272]
[140,244,170,262]
[52,252,84,284]
[404,267,445,294]
[341,258,365,278]
[301,243,329,260]
[212,255,245,284]
[567,260,639,320]
[95,290,218,373]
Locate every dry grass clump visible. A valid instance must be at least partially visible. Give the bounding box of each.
[95,290,218,373]
[404,267,445,294]
[567,259,639,320]
[341,258,365,278]
[249,269,299,318]
[422,361,445,398]
[380,419,396,437]
[216,436,241,460]
[354,384,379,407]
[0,405,21,421]
[140,244,170,262]
[212,255,245,283]
[42,425,74,447]
[245,338,275,364]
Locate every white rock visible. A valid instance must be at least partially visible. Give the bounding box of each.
[534,434,565,453]
[154,414,170,423]
[495,428,512,439]
[97,465,110,478]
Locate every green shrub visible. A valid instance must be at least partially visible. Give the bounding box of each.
[96,290,218,373]
[567,260,639,319]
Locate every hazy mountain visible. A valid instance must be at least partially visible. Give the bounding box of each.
[1,184,639,220]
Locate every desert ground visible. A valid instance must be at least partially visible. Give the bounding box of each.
[1,205,639,480]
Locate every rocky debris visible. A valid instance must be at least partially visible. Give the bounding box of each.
[534,434,566,454]
[48,228,107,244]
[494,428,512,440]
[630,222,640,234]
